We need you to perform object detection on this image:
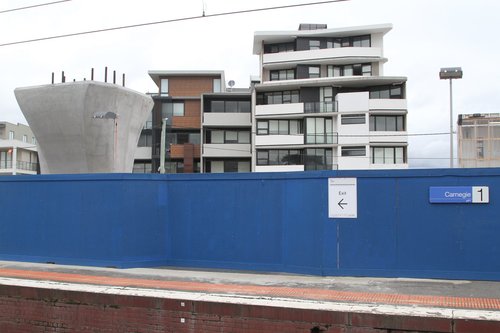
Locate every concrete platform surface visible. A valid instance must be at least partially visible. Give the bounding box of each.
[1,260,500,322]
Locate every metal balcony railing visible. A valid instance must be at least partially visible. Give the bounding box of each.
[304,101,337,113]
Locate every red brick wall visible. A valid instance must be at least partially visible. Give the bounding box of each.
[168,76,215,97]
[0,284,497,333]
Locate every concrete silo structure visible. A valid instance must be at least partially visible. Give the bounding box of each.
[14,81,153,174]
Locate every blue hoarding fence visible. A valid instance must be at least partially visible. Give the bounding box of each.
[0,168,499,281]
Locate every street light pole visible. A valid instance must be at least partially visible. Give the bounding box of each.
[439,67,463,168]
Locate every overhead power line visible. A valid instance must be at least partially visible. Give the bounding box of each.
[0,0,71,15]
[0,0,348,47]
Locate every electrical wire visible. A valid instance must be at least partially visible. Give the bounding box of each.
[0,0,71,14]
[0,0,348,47]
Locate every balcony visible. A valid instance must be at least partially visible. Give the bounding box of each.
[203,113,251,127]
[304,101,337,113]
[262,47,383,69]
[369,98,407,111]
[255,101,337,116]
[369,131,408,143]
[0,160,38,174]
[255,103,304,116]
[255,134,304,146]
[202,144,251,158]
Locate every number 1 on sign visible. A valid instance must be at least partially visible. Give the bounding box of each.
[472,186,489,203]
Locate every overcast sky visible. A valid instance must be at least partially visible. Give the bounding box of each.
[1,0,499,168]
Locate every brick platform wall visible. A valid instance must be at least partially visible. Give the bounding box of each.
[0,284,497,333]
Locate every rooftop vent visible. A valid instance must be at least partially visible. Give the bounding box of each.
[298,23,327,31]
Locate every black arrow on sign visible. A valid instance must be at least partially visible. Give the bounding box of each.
[338,198,348,209]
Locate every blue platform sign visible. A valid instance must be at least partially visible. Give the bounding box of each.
[429,186,489,204]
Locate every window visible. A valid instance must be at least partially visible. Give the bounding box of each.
[208,100,251,113]
[327,63,371,77]
[371,146,405,164]
[320,87,335,112]
[308,66,320,78]
[166,132,200,145]
[305,148,332,170]
[370,85,404,99]
[341,146,366,156]
[369,115,405,131]
[32,137,37,144]
[162,102,185,118]
[22,135,27,143]
[8,131,14,140]
[133,162,152,173]
[341,114,366,125]
[160,79,169,96]
[270,69,295,81]
[205,129,250,144]
[256,149,302,166]
[207,160,251,173]
[477,140,484,159]
[309,40,320,50]
[305,118,334,144]
[327,38,341,48]
[213,78,221,93]
[173,103,184,116]
[138,132,152,147]
[352,35,371,47]
[257,91,299,105]
[257,120,303,136]
[264,42,295,53]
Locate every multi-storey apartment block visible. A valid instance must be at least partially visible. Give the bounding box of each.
[201,89,252,173]
[0,121,38,175]
[458,113,500,168]
[252,23,408,171]
[144,71,225,173]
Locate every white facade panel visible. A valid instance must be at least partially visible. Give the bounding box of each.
[262,47,383,67]
[369,131,408,143]
[203,113,251,127]
[337,156,370,170]
[134,147,152,160]
[255,135,304,146]
[370,163,408,170]
[369,99,407,110]
[338,122,370,145]
[203,144,252,158]
[255,165,305,173]
[255,103,304,116]
[337,92,369,113]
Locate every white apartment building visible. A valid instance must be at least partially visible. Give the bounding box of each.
[0,121,38,175]
[252,23,408,172]
[458,113,500,168]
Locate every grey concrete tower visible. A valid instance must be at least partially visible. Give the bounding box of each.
[15,81,153,174]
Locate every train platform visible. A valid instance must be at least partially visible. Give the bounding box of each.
[0,260,499,332]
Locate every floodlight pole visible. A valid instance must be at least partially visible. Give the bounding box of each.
[439,67,463,169]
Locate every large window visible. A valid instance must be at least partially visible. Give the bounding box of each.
[138,132,152,147]
[205,129,250,144]
[257,120,302,135]
[369,115,405,131]
[257,149,302,166]
[309,40,321,50]
[257,90,299,105]
[213,78,221,93]
[305,118,334,144]
[370,85,404,99]
[133,161,152,173]
[304,148,333,170]
[167,132,200,145]
[160,79,169,96]
[8,131,14,140]
[264,42,295,53]
[0,150,12,169]
[162,102,185,119]
[371,146,406,164]
[208,100,250,113]
[341,114,366,125]
[327,63,371,77]
[207,160,251,173]
[341,146,366,156]
[308,66,321,78]
[270,69,295,81]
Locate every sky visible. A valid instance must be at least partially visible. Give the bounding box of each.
[1,0,499,168]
